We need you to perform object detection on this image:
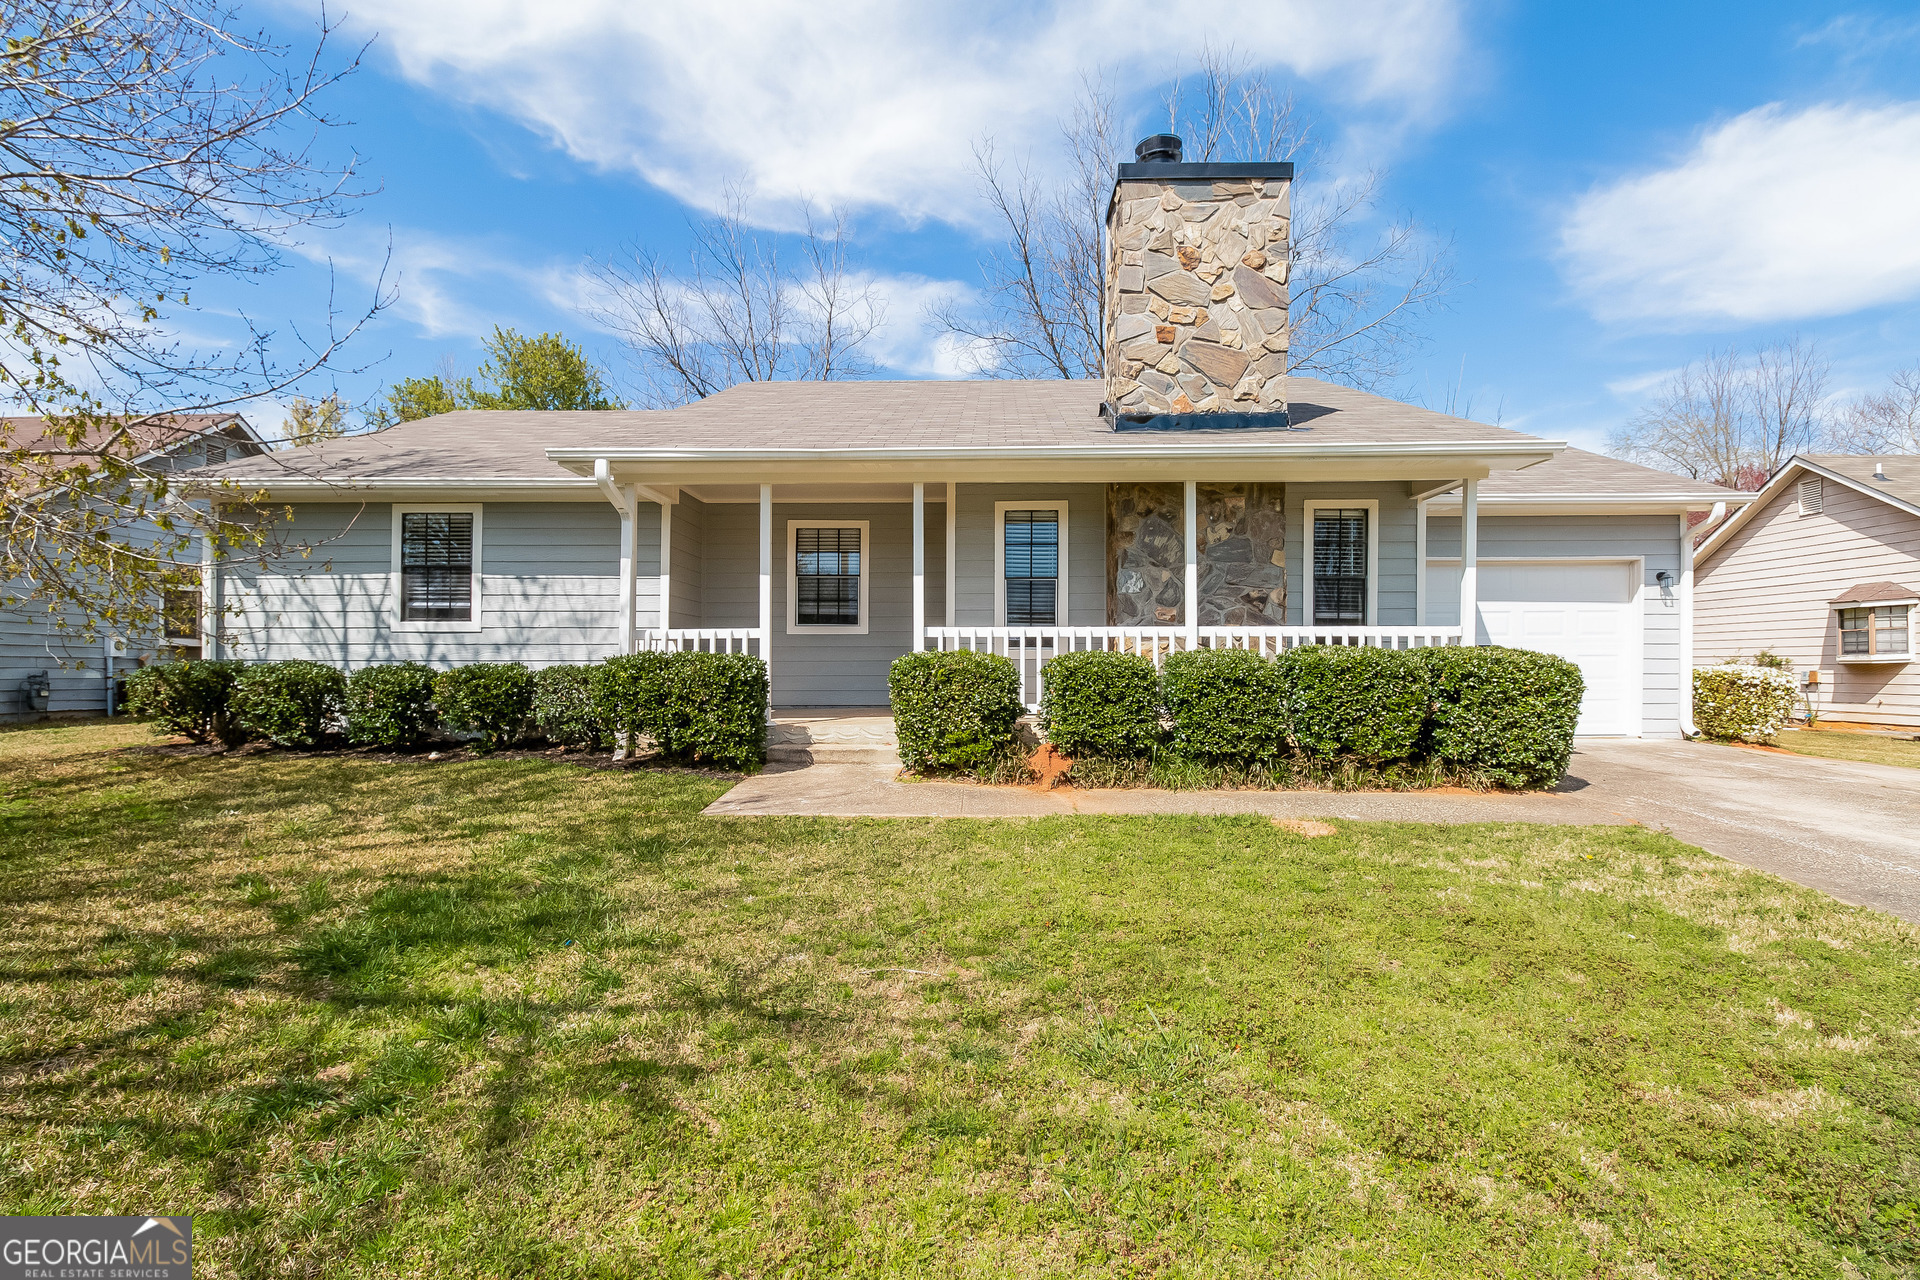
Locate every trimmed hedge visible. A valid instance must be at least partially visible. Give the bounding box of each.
[232,660,347,748]
[124,659,249,746]
[1039,650,1161,760]
[1278,645,1429,762]
[1694,663,1798,742]
[1418,646,1584,788]
[1162,647,1288,766]
[534,664,604,748]
[889,650,1025,772]
[346,662,440,749]
[646,651,767,770]
[590,652,668,753]
[434,662,535,751]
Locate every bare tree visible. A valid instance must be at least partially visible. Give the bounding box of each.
[588,190,884,406]
[0,0,384,642]
[938,48,1453,388]
[1609,338,1834,489]
[1834,365,1920,454]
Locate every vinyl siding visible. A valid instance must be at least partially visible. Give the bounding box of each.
[1697,475,1920,726]
[1427,514,1686,738]
[1283,483,1420,625]
[953,483,1105,627]
[223,501,625,666]
[698,499,947,706]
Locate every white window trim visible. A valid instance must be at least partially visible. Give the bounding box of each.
[787,519,870,635]
[994,501,1069,626]
[1835,599,1915,664]
[390,503,484,633]
[1302,499,1380,626]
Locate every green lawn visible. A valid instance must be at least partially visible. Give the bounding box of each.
[1777,728,1920,770]
[5,721,1920,1278]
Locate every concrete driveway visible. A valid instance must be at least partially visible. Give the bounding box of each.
[706,737,1920,921]
[1559,738,1920,921]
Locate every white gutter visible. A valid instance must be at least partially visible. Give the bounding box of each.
[546,439,1567,467]
[592,458,632,517]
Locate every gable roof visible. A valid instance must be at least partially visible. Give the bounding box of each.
[1696,453,1920,563]
[9,412,265,470]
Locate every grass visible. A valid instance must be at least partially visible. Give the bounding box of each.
[4,720,1920,1277]
[1775,728,1920,770]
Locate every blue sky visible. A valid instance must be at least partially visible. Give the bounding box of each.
[222,0,1920,454]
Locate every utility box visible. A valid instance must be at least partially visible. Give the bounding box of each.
[19,671,51,715]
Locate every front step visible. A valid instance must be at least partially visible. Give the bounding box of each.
[767,708,899,767]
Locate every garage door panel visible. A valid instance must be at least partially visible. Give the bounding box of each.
[1464,561,1639,737]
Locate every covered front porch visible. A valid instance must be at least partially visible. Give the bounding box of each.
[583,473,1486,713]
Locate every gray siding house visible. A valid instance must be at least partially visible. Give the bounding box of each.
[2,413,268,721]
[1695,454,1920,727]
[187,144,1747,739]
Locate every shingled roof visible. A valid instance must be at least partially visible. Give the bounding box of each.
[194,376,1726,506]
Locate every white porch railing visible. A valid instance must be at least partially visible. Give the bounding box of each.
[922,625,1463,710]
[637,627,763,655]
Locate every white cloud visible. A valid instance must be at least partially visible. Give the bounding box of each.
[341,0,1465,226]
[1559,101,1920,327]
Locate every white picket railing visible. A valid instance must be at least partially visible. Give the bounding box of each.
[637,627,763,655]
[921,625,1463,710]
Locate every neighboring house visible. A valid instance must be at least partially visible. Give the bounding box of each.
[1,413,270,721]
[1695,454,1920,727]
[185,143,1748,739]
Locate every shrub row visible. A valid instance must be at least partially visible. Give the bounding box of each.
[124,653,767,768]
[890,643,1586,789]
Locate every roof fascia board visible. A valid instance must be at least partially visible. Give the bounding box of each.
[184,479,603,502]
[547,440,1564,467]
[1427,493,1758,516]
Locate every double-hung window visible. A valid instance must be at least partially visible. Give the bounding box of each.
[995,504,1067,626]
[1839,605,1910,658]
[162,584,201,642]
[393,506,481,629]
[788,521,868,633]
[1310,506,1371,625]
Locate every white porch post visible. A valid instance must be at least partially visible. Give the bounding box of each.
[657,498,672,638]
[617,491,637,654]
[199,522,222,660]
[944,481,956,628]
[912,482,926,651]
[1183,479,1199,649]
[759,483,773,712]
[1678,513,1697,736]
[1415,497,1429,626]
[1459,478,1479,645]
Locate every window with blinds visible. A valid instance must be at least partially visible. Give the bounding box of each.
[1003,509,1060,625]
[795,526,861,625]
[1312,508,1368,625]
[401,512,475,622]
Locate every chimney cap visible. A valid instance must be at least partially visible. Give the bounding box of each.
[1134,134,1183,163]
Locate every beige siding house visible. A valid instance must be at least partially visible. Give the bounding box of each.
[1695,455,1920,727]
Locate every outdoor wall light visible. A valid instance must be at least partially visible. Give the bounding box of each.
[1655,571,1676,588]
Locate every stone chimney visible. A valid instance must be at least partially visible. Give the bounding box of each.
[1104,134,1293,422]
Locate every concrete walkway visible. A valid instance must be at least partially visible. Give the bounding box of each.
[705,738,1920,920]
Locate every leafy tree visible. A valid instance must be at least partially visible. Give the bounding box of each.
[0,1,375,643]
[368,375,462,428]
[367,328,623,426]
[466,328,623,410]
[283,395,346,446]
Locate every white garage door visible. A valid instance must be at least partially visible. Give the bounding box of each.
[1427,560,1640,736]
